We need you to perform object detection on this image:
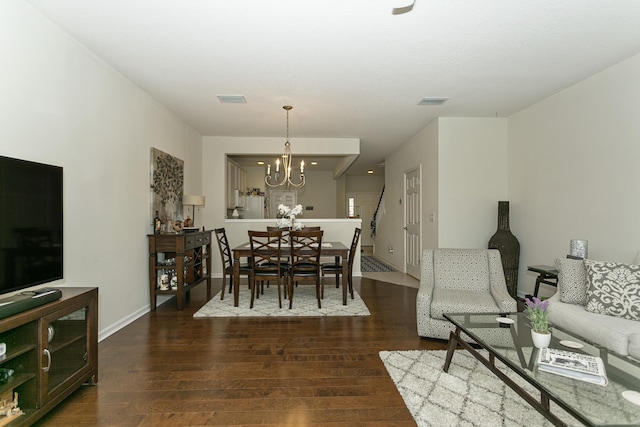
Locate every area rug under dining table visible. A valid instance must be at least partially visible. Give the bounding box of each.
[193,283,370,317]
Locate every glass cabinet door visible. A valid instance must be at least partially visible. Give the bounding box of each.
[41,302,92,402]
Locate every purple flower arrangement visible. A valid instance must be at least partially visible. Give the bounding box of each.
[525,296,550,333]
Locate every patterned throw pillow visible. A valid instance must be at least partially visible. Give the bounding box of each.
[555,258,588,305]
[584,260,640,321]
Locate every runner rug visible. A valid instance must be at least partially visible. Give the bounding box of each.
[194,283,370,317]
[361,255,396,272]
[379,350,584,427]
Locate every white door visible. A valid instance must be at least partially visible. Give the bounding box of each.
[405,168,421,278]
[348,192,379,247]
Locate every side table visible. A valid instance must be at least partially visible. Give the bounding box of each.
[526,265,558,297]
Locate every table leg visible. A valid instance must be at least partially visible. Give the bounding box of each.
[443,329,460,372]
[176,252,184,311]
[233,253,240,307]
[534,275,543,297]
[443,323,567,426]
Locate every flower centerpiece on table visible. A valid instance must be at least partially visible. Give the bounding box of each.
[276,204,304,230]
[525,296,550,334]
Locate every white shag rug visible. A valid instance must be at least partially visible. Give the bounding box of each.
[379,349,585,427]
[193,283,370,317]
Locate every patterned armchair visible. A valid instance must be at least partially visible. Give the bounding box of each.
[417,248,517,340]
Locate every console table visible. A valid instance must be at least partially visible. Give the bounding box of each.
[148,231,212,310]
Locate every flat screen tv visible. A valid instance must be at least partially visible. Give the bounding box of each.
[0,155,63,296]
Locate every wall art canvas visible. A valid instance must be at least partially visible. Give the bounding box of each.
[150,148,184,229]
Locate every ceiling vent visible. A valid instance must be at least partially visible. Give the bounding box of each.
[216,94,247,104]
[418,97,449,106]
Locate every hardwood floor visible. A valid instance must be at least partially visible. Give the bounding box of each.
[35,277,447,426]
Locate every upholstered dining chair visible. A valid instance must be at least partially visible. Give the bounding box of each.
[214,228,252,301]
[320,227,360,299]
[248,229,287,309]
[288,229,324,309]
[416,248,517,340]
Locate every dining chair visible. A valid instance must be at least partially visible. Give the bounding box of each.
[288,229,324,309]
[265,226,293,294]
[248,229,286,308]
[267,225,289,237]
[320,227,361,299]
[214,228,252,301]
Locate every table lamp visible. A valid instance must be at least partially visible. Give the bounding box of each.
[183,195,205,228]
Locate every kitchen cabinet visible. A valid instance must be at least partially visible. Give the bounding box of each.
[227,160,238,209]
[226,159,247,209]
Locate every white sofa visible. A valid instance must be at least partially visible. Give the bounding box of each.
[548,254,640,360]
[417,248,517,340]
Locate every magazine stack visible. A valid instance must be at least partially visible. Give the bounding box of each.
[537,348,608,386]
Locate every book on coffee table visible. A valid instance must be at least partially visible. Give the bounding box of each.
[537,348,608,386]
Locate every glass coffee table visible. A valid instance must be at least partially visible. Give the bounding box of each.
[443,312,640,427]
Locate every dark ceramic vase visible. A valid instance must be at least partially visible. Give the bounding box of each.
[488,201,520,298]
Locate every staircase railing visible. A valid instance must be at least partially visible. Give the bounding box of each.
[371,186,385,237]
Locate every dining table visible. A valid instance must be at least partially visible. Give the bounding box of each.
[231,241,350,307]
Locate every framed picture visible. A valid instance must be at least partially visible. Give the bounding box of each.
[150,148,184,230]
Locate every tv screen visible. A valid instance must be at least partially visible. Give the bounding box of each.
[0,156,63,295]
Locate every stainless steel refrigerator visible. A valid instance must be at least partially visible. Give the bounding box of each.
[241,195,265,219]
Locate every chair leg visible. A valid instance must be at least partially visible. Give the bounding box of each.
[288,276,294,309]
[250,277,256,309]
[277,278,282,309]
[316,279,322,309]
[335,273,339,288]
[348,273,354,299]
[223,275,233,301]
[220,272,227,300]
[284,274,289,299]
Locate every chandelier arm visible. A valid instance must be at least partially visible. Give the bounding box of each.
[264,105,305,189]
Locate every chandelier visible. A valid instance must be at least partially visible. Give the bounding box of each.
[265,105,305,188]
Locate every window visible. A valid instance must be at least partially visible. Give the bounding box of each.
[348,197,356,217]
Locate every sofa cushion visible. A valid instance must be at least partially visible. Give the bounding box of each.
[430,288,499,320]
[555,258,588,305]
[584,260,640,321]
[629,334,640,360]
[433,249,490,291]
[549,294,640,357]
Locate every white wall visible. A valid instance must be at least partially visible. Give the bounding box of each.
[509,53,640,297]
[346,175,385,193]
[380,121,438,270]
[379,117,507,271]
[438,117,509,248]
[295,170,337,219]
[0,1,202,339]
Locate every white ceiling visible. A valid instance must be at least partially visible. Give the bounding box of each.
[26,0,640,175]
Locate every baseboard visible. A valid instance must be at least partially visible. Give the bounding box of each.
[98,304,149,342]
